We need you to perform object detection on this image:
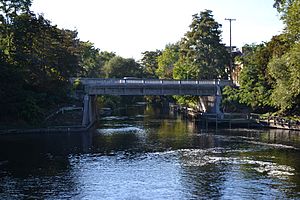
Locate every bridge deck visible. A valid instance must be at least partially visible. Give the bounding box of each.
[72,78,232,96]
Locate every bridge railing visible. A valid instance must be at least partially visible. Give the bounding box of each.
[70,78,229,86]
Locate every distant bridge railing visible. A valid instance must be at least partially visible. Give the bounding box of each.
[70,78,232,86]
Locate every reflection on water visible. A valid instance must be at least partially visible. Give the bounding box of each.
[0,105,299,199]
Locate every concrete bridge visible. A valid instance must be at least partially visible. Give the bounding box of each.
[70,78,233,127]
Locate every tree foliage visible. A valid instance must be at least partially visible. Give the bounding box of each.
[103,56,142,78]
[268,42,300,113]
[274,0,300,40]
[79,42,115,77]
[223,33,293,113]
[0,1,115,124]
[173,10,230,80]
[269,0,300,114]
[140,50,161,78]
[223,0,300,115]
[0,0,31,23]
[156,43,179,79]
[0,0,142,124]
[237,44,273,110]
[79,41,102,77]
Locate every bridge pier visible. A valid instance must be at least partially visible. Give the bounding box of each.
[198,81,223,116]
[82,95,97,127]
[213,82,223,117]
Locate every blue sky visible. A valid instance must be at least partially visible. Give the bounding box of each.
[31,0,283,60]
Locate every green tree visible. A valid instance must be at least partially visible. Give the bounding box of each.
[0,11,85,123]
[268,0,300,114]
[0,0,32,23]
[140,50,161,78]
[98,51,116,70]
[0,0,32,59]
[103,56,142,78]
[237,44,272,110]
[0,52,24,121]
[156,43,179,79]
[223,34,291,112]
[174,10,230,80]
[223,1,299,115]
[268,42,300,113]
[78,41,116,78]
[11,13,82,92]
[274,0,300,40]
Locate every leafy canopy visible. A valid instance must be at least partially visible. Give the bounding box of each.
[173,10,229,80]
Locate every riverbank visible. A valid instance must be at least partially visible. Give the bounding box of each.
[170,103,300,131]
[0,107,87,135]
[170,104,258,129]
[0,125,89,134]
[259,116,300,131]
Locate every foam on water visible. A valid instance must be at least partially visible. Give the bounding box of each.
[175,148,296,180]
[97,127,145,135]
[101,116,130,121]
[246,141,298,149]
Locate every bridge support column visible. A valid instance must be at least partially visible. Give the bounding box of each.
[199,97,207,113]
[213,81,223,117]
[82,94,97,127]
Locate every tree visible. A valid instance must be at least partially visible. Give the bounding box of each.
[0,52,25,121]
[0,0,32,61]
[103,56,142,78]
[237,44,273,110]
[174,10,230,80]
[11,13,82,92]
[0,0,32,23]
[78,41,102,77]
[223,1,299,115]
[269,0,300,114]
[98,51,116,68]
[156,43,179,79]
[268,42,300,113]
[0,11,86,123]
[140,50,161,78]
[78,42,116,78]
[274,0,300,40]
[223,33,292,112]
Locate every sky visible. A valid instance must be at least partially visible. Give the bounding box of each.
[31,0,283,60]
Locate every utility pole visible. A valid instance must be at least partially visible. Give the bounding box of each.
[225,18,236,80]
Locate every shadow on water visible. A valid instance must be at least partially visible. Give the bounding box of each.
[0,104,299,199]
[0,131,95,199]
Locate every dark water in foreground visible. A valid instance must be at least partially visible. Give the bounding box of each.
[0,105,300,199]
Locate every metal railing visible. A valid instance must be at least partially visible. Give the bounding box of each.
[70,78,231,86]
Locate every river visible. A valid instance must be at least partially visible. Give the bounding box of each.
[0,104,300,199]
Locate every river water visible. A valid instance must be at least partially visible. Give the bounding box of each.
[0,104,300,199]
